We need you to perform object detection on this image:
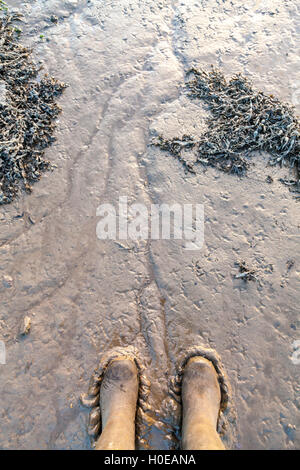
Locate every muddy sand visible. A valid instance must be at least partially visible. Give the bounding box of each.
[0,0,299,449]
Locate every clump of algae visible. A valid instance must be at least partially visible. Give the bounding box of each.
[0,8,67,205]
[153,67,300,193]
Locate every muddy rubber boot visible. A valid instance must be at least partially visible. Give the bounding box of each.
[95,358,138,450]
[181,356,225,450]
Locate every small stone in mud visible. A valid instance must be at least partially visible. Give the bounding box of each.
[286,259,295,271]
[2,275,13,288]
[266,175,273,184]
[20,316,31,336]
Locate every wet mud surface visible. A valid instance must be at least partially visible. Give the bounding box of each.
[0,0,300,449]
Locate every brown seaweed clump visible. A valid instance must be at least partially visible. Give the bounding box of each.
[0,12,67,205]
[153,67,300,192]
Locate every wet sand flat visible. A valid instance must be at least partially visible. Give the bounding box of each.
[0,0,299,449]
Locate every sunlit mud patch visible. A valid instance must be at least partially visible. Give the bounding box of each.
[165,346,237,449]
[80,346,152,448]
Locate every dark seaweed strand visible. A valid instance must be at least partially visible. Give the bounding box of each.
[0,13,67,205]
[153,67,300,187]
